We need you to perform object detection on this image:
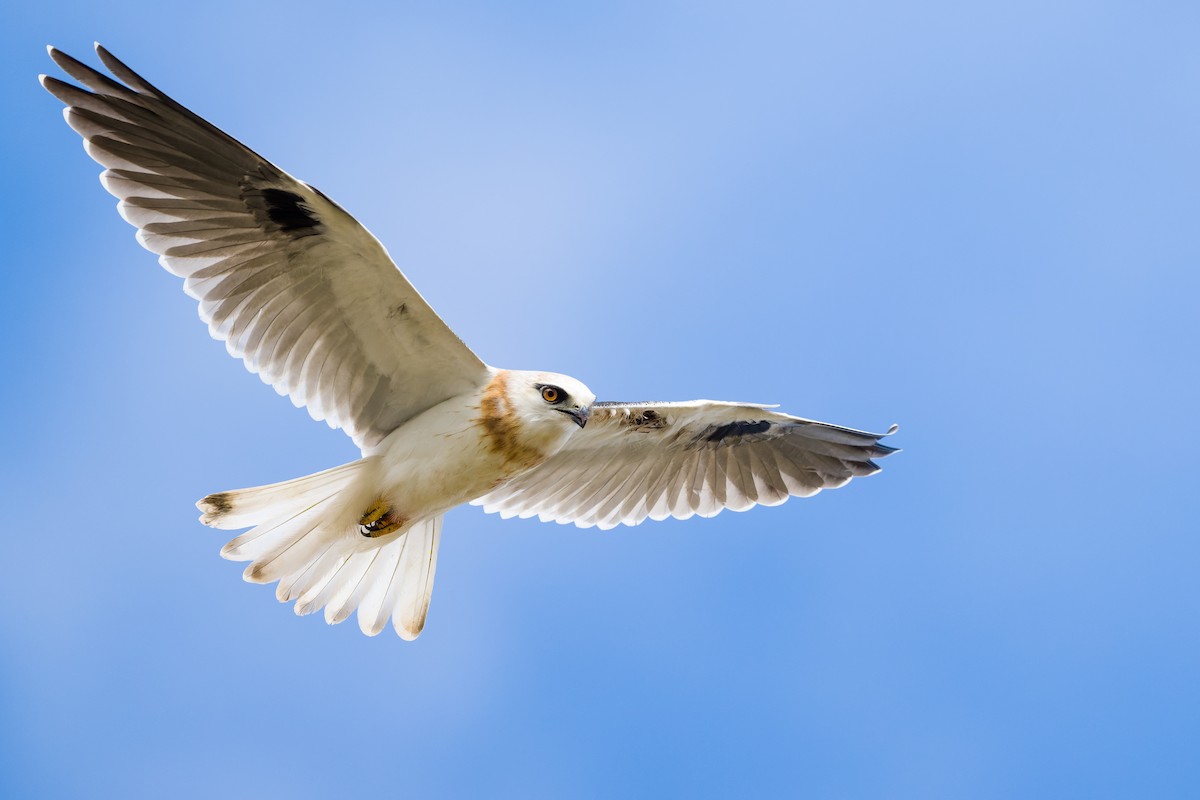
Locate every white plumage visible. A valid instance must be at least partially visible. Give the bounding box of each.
[42,44,898,640]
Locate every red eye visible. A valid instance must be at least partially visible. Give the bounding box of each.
[541,386,560,403]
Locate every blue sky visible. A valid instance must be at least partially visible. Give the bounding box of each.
[3,1,1199,797]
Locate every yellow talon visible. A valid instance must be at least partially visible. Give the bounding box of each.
[358,501,405,538]
[359,501,390,527]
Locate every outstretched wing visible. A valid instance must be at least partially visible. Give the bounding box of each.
[471,401,898,529]
[41,45,490,451]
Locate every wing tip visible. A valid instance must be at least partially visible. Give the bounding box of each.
[93,42,119,71]
[46,44,81,72]
[873,424,901,456]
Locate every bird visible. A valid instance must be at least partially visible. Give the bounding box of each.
[40,44,899,640]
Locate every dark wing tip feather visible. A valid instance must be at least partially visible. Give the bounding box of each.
[873,423,901,457]
[46,45,91,77]
[39,74,86,105]
[94,42,164,97]
[46,44,137,99]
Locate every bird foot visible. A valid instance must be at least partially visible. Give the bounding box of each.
[358,501,405,538]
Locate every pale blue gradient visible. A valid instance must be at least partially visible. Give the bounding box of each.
[3,2,1199,798]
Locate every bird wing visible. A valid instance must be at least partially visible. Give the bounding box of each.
[471,401,898,529]
[41,45,490,451]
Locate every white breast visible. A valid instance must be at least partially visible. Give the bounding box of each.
[367,391,542,523]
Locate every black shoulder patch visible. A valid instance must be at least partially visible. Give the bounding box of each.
[260,188,321,233]
[704,419,772,443]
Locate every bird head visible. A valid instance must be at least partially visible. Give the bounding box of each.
[476,370,596,465]
[508,370,595,431]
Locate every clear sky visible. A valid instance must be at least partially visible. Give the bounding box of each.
[3,1,1198,797]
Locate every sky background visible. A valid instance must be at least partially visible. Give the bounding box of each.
[3,1,1199,797]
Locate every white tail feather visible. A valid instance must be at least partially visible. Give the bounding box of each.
[200,460,364,530]
[197,459,442,639]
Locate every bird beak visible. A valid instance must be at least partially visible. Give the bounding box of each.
[568,406,589,428]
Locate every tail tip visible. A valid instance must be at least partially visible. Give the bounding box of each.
[242,562,271,584]
[197,492,234,526]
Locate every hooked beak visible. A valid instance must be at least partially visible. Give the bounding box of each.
[563,405,589,428]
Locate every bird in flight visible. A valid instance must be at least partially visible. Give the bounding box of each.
[41,44,899,640]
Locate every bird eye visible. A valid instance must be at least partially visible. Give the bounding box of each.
[540,386,561,403]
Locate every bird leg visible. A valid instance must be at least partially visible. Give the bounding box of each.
[358,500,405,538]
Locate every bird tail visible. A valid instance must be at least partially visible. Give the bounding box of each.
[197,459,441,639]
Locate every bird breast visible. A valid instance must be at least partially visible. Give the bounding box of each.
[370,375,559,520]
